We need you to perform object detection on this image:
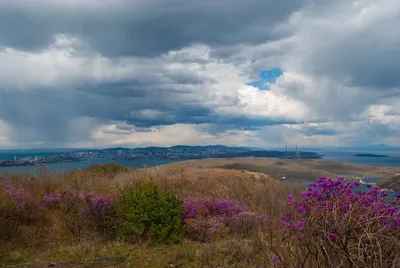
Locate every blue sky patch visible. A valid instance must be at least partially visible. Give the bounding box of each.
[248,67,283,90]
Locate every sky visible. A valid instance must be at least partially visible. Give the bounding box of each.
[0,0,399,149]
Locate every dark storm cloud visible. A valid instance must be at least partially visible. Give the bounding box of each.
[0,89,83,143]
[0,82,211,143]
[78,82,148,98]
[0,0,308,57]
[363,120,398,138]
[73,90,212,126]
[280,0,400,90]
[307,30,400,89]
[301,127,338,137]
[0,0,399,148]
[0,72,297,145]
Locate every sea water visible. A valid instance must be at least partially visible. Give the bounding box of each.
[1,149,399,176]
[299,177,398,201]
[0,158,177,173]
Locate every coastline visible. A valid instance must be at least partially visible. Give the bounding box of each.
[1,153,398,193]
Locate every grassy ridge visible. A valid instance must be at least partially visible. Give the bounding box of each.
[0,164,296,267]
[1,163,399,267]
[165,157,398,183]
[377,174,400,192]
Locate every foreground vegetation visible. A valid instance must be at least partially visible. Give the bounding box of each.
[0,164,399,267]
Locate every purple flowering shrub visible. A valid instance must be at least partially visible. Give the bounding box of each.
[40,192,269,242]
[43,190,117,239]
[0,183,38,240]
[42,191,62,207]
[182,197,267,241]
[86,192,118,239]
[276,177,400,267]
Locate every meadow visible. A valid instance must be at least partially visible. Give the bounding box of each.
[0,163,399,267]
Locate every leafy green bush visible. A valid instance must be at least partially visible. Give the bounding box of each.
[113,180,184,244]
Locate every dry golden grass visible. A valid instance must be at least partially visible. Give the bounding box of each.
[104,165,298,216]
[2,159,398,267]
[1,164,296,267]
[377,174,400,191]
[164,157,398,183]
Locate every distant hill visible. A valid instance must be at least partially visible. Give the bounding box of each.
[170,145,230,150]
[1,145,323,166]
[354,153,389,158]
[166,157,396,183]
[98,145,322,159]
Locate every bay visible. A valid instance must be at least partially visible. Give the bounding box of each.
[1,149,399,174]
[320,150,400,167]
[0,158,177,174]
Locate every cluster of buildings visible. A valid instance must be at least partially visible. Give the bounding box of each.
[0,154,78,167]
[0,146,320,168]
[69,148,233,161]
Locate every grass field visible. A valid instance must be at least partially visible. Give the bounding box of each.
[1,161,399,267]
[166,157,398,183]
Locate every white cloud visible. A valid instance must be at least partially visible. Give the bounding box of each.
[0,0,399,148]
[90,122,268,148]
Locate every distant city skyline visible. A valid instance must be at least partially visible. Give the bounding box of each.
[1,144,400,153]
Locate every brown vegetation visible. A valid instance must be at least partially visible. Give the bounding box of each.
[166,157,398,182]
[1,160,399,267]
[0,164,299,267]
[377,174,400,191]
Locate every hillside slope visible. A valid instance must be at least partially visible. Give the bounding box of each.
[165,157,397,182]
[377,174,400,191]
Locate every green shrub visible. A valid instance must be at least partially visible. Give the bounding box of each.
[113,180,184,244]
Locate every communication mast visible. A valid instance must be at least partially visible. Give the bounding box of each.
[294,145,301,160]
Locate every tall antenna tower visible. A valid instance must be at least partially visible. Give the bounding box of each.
[295,145,301,160]
[285,145,288,159]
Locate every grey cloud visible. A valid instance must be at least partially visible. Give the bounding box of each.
[1,0,400,148]
[0,0,307,57]
[301,126,339,137]
[282,0,400,90]
[114,123,136,131]
[0,89,100,145]
[130,127,154,133]
[79,82,148,98]
[308,29,400,89]
[103,123,154,134]
[0,80,212,144]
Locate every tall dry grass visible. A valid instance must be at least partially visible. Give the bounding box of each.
[0,164,292,256]
[1,163,398,267]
